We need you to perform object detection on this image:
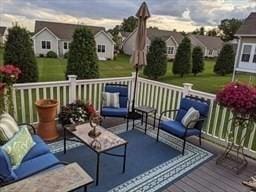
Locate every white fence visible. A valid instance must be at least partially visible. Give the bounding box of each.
[11,73,256,158]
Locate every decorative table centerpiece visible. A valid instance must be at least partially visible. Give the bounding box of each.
[0,64,21,115]
[216,82,256,174]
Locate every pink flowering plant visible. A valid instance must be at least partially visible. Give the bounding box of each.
[216,82,256,118]
[0,64,21,114]
[0,64,21,86]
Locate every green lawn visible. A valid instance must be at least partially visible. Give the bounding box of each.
[0,48,248,93]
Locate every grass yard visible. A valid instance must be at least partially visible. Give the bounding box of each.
[1,48,253,93]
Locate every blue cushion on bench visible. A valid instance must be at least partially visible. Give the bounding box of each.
[101,107,128,117]
[159,120,200,137]
[14,153,59,180]
[0,148,17,183]
[22,136,50,162]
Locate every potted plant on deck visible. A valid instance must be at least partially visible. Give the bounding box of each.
[35,99,59,141]
[216,82,256,173]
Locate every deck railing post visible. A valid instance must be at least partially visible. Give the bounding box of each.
[182,83,193,97]
[68,75,77,104]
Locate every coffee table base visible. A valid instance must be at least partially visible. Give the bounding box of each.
[63,127,127,186]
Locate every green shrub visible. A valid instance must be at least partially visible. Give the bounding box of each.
[143,38,167,80]
[214,44,235,76]
[66,27,99,79]
[173,37,191,77]
[46,51,57,58]
[192,46,204,76]
[4,25,38,82]
[64,52,69,59]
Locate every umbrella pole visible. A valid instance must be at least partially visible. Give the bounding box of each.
[132,66,138,112]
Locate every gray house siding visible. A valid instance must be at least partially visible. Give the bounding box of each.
[33,29,59,56]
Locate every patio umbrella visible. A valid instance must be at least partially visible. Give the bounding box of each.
[130,2,150,111]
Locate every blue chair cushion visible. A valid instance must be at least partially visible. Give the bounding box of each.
[105,85,128,108]
[101,107,128,117]
[175,97,209,122]
[22,135,50,162]
[105,85,128,97]
[0,148,17,183]
[159,120,200,137]
[14,153,59,180]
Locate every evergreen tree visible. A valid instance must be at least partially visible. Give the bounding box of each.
[192,46,204,76]
[172,37,191,77]
[214,44,235,75]
[4,25,38,82]
[66,27,99,79]
[143,38,167,80]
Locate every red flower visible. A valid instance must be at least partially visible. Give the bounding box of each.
[216,82,256,116]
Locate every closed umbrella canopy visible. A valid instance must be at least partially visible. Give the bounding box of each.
[130,2,150,68]
[131,2,150,111]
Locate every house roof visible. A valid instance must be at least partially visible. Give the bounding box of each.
[190,35,224,50]
[34,20,105,40]
[146,28,184,44]
[0,26,7,36]
[236,12,256,36]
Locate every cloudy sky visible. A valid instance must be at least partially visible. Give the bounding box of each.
[0,0,255,32]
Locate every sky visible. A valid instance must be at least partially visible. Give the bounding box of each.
[0,0,255,32]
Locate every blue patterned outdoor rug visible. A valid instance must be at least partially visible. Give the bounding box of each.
[48,123,213,192]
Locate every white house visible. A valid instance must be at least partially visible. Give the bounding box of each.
[32,21,115,60]
[122,28,184,59]
[233,12,256,74]
[188,34,224,57]
[0,26,7,46]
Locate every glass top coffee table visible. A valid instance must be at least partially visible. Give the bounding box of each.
[63,123,128,185]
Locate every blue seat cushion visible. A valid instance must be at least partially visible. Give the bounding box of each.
[101,107,128,117]
[22,135,50,162]
[14,153,59,180]
[175,97,209,122]
[0,148,17,183]
[159,120,200,137]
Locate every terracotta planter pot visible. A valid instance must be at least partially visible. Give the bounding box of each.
[35,99,59,141]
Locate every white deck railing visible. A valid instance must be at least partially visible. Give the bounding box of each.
[10,73,256,158]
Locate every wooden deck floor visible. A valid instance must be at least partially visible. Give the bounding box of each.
[102,118,256,192]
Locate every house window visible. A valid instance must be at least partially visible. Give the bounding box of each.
[208,49,213,55]
[167,46,174,55]
[253,47,256,63]
[97,45,105,53]
[42,41,51,49]
[64,42,69,50]
[241,44,252,62]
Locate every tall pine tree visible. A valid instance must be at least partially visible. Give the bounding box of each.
[214,44,235,76]
[172,37,191,77]
[143,38,167,80]
[4,25,38,82]
[192,46,204,76]
[66,27,99,79]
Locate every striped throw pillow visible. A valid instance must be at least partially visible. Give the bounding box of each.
[102,92,120,108]
[0,113,19,144]
[181,107,200,128]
